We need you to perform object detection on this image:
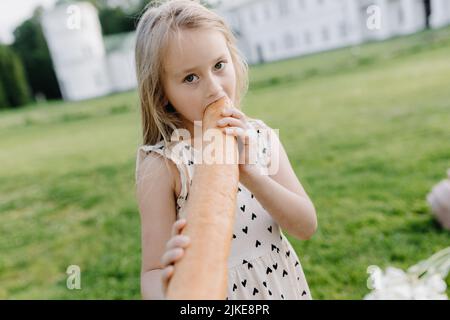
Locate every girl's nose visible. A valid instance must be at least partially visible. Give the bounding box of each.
[205,74,222,98]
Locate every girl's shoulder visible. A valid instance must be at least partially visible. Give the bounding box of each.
[135,139,175,183]
[135,139,185,200]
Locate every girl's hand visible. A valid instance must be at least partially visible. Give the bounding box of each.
[160,218,190,296]
[216,108,260,179]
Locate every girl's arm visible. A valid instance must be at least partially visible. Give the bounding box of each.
[137,152,180,299]
[141,269,165,300]
[240,129,318,241]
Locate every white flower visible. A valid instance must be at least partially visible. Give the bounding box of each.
[364,247,450,300]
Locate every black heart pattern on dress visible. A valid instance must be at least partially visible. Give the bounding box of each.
[273,263,278,270]
[232,234,236,239]
[282,270,288,277]
[267,226,272,233]
[266,267,272,274]
[241,279,247,287]
[255,240,261,248]
[302,290,307,296]
[251,194,254,198]
[233,284,237,291]
[242,259,253,270]
[251,213,257,220]
[253,288,259,296]
[271,244,280,253]
[240,205,246,212]
[295,261,299,267]
[263,281,267,288]
[286,250,290,257]
[242,226,248,234]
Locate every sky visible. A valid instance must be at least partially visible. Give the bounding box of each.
[0,0,57,44]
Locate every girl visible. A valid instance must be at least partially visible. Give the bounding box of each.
[135,0,317,300]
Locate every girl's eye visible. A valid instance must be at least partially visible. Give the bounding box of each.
[184,74,198,84]
[215,61,226,70]
[183,61,227,84]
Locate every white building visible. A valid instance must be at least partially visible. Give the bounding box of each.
[431,0,450,28]
[40,0,450,101]
[216,0,450,64]
[41,2,137,101]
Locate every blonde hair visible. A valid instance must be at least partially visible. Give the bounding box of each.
[135,0,249,146]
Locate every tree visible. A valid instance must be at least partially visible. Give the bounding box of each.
[0,45,31,109]
[0,77,8,108]
[12,7,62,101]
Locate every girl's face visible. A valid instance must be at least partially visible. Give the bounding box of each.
[162,28,237,133]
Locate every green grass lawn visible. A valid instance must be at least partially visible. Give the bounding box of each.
[1,26,450,299]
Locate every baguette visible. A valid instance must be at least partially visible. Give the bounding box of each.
[165,97,239,299]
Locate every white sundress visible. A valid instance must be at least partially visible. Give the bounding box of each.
[135,119,312,300]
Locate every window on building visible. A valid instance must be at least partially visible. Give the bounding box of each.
[339,22,348,38]
[250,8,258,25]
[284,33,295,49]
[264,3,271,20]
[398,7,404,25]
[270,40,277,53]
[298,0,306,10]
[321,27,329,42]
[304,31,312,45]
[255,43,265,63]
[278,0,289,16]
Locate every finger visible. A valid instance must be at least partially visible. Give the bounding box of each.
[162,265,174,294]
[224,127,256,144]
[221,108,244,119]
[224,127,244,137]
[161,248,184,267]
[171,218,187,236]
[161,265,174,282]
[217,117,247,128]
[166,235,191,250]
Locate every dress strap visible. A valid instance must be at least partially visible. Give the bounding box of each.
[135,140,192,218]
[247,119,273,173]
